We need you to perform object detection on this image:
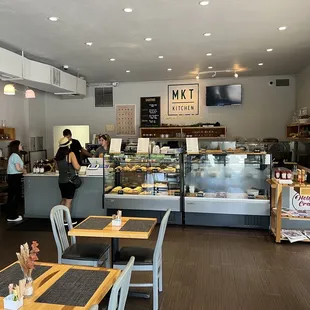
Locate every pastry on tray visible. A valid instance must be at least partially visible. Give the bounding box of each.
[142,183,154,188]
[111,186,122,193]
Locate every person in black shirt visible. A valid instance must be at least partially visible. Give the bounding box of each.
[63,129,91,164]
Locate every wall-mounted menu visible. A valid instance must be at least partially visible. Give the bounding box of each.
[140,97,161,127]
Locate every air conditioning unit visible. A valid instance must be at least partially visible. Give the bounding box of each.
[0,47,87,98]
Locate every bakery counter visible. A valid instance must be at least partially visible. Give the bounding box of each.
[105,194,182,224]
[24,173,105,219]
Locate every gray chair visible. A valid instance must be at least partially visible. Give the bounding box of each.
[113,209,171,310]
[50,205,110,267]
[90,256,135,310]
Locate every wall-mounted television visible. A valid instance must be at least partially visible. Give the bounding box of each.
[206,84,242,106]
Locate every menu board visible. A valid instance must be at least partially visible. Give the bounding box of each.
[140,97,161,127]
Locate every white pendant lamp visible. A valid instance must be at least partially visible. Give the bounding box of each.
[4,84,16,95]
[25,89,36,99]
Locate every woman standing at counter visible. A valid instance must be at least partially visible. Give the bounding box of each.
[94,134,110,157]
[55,137,80,224]
[6,140,25,222]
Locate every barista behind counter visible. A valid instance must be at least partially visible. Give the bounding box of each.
[63,129,92,165]
[94,134,110,157]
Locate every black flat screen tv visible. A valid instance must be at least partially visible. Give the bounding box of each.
[206,84,242,106]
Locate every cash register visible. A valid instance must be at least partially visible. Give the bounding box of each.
[86,158,104,176]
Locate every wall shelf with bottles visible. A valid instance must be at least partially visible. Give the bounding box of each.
[0,128,15,141]
[140,126,227,140]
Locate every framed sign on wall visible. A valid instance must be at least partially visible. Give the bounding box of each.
[168,83,199,116]
[116,104,136,136]
[140,96,161,127]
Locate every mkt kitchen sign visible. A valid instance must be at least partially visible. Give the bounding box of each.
[168,83,199,116]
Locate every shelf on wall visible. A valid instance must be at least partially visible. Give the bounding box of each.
[140,126,227,140]
[0,128,16,141]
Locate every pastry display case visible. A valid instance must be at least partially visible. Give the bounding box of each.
[184,152,272,228]
[104,153,183,221]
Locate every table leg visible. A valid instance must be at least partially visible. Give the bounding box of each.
[111,238,119,262]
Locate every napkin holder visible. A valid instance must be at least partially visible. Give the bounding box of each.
[3,295,23,310]
[112,218,122,226]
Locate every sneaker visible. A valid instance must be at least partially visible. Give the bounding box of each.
[7,216,23,222]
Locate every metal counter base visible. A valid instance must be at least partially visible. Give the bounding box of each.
[185,213,269,229]
[24,174,106,219]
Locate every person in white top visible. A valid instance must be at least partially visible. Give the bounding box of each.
[5,140,26,222]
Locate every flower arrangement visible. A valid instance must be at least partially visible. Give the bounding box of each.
[16,241,40,278]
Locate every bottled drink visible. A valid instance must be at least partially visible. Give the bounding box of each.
[39,160,44,174]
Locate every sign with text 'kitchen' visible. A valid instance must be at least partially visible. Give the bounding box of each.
[140,97,161,127]
[168,84,199,116]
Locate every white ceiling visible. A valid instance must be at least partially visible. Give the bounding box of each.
[0,0,310,83]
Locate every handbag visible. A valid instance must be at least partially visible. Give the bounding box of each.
[67,158,82,188]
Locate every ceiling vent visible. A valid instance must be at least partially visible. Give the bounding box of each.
[276,79,290,87]
[0,47,86,98]
[95,87,114,107]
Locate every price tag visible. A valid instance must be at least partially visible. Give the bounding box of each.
[136,169,142,173]
[137,138,150,154]
[186,138,199,154]
[197,192,204,197]
[118,190,124,195]
[109,138,122,154]
[152,168,159,173]
[174,191,180,196]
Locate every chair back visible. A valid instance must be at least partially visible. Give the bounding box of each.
[153,209,171,265]
[50,205,76,263]
[108,256,135,310]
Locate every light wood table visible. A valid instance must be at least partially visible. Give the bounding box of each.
[0,262,120,309]
[69,216,157,261]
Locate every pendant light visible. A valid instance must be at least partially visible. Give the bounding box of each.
[25,89,36,99]
[4,84,16,95]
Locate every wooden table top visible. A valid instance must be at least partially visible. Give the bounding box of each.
[68,216,157,239]
[0,262,120,310]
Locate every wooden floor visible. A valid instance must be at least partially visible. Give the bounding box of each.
[1,217,310,310]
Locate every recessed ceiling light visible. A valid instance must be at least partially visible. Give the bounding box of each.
[145,37,152,41]
[48,16,59,22]
[278,26,287,31]
[206,53,212,56]
[267,48,273,52]
[199,1,209,5]
[203,33,211,37]
[85,42,93,46]
[258,63,264,66]
[123,8,133,12]
[126,70,130,73]
[110,58,116,61]
[158,56,164,59]
[167,68,172,71]
[208,66,213,69]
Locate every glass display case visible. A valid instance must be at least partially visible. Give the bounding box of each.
[104,153,183,223]
[184,152,272,228]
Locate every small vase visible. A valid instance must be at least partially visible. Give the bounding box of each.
[23,271,34,297]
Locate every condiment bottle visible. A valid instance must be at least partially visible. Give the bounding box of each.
[297,169,302,183]
[286,170,292,180]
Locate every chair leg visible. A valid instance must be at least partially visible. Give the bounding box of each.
[159,264,163,292]
[153,267,159,310]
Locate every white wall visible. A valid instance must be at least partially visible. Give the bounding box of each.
[296,65,310,111]
[0,81,46,156]
[44,75,296,156]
